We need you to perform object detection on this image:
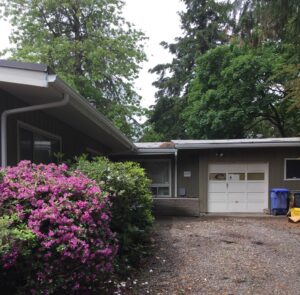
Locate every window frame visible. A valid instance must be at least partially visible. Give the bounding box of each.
[137,159,172,198]
[284,158,300,181]
[17,121,62,163]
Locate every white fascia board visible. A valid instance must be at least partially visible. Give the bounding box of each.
[174,143,300,149]
[0,67,49,87]
[51,77,136,151]
[136,148,176,155]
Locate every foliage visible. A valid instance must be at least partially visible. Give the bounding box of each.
[73,156,154,273]
[143,0,300,140]
[0,0,147,139]
[0,161,117,294]
[0,214,37,294]
[233,0,300,109]
[146,0,234,140]
[183,43,300,138]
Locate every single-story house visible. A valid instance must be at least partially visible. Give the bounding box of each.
[114,140,300,215]
[1,60,300,216]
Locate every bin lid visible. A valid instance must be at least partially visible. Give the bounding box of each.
[271,188,289,193]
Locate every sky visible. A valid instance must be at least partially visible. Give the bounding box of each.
[0,0,185,108]
[123,0,185,108]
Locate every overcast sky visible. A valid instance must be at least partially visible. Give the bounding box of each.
[0,0,185,108]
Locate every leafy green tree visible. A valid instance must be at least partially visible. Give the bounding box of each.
[184,43,300,138]
[145,0,233,140]
[233,0,300,106]
[0,0,146,138]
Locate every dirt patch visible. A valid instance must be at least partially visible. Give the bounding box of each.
[124,216,300,295]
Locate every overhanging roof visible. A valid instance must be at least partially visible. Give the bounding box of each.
[134,142,176,155]
[132,138,300,154]
[0,60,135,153]
[173,138,300,149]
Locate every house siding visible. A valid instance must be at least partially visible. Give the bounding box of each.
[117,147,300,216]
[0,89,109,165]
[177,147,300,213]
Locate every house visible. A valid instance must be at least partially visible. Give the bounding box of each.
[114,139,300,216]
[1,60,300,216]
[0,60,135,167]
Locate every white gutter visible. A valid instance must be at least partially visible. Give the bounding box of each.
[135,148,176,155]
[1,94,70,167]
[173,143,300,149]
[51,77,136,151]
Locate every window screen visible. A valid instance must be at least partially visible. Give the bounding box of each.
[285,159,300,179]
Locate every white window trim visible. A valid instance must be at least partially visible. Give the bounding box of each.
[17,121,62,162]
[137,159,172,198]
[284,158,300,181]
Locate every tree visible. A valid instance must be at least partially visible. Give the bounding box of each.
[146,0,233,140]
[0,0,146,139]
[183,43,300,139]
[233,0,300,106]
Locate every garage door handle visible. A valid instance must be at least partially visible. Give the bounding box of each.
[226,183,228,188]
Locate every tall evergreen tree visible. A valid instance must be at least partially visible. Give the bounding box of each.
[147,0,233,140]
[0,0,146,139]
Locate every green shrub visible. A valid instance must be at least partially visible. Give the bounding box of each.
[0,214,37,294]
[73,156,154,272]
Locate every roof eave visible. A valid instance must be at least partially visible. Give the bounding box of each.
[174,143,300,149]
[51,76,136,151]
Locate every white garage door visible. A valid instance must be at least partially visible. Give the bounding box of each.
[208,163,268,213]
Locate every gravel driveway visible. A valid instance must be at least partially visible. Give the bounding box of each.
[126,216,300,295]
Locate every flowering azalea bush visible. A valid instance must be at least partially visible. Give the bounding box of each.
[0,161,118,294]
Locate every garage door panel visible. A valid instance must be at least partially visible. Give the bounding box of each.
[247,164,266,172]
[247,182,265,192]
[208,163,268,213]
[209,182,227,193]
[209,192,227,202]
[228,182,247,192]
[228,192,247,201]
[227,164,246,173]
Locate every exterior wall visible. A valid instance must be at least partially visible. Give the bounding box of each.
[177,150,200,198]
[0,89,110,165]
[177,147,300,213]
[117,147,300,216]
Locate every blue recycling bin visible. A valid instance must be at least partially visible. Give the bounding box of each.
[270,188,289,215]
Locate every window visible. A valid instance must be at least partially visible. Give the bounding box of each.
[18,122,61,164]
[139,160,171,197]
[247,172,264,181]
[285,159,300,180]
[209,173,226,181]
[228,173,245,181]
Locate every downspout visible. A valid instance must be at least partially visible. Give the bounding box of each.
[174,149,178,198]
[1,94,70,167]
